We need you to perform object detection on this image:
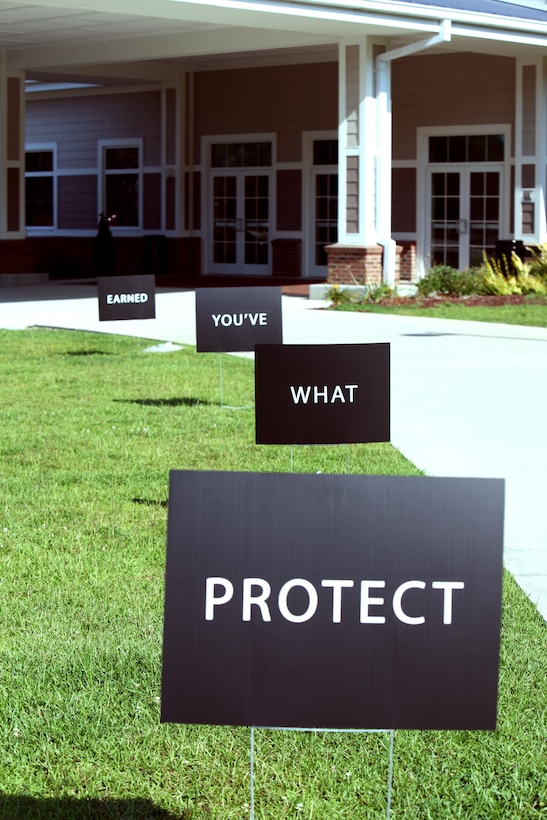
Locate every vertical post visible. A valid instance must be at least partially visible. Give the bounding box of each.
[0,52,25,238]
[250,725,256,820]
[386,729,394,819]
[337,39,377,248]
[219,353,224,407]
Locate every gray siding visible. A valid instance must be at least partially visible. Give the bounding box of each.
[26,90,162,169]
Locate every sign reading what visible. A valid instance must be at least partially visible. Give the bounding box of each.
[161,471,505,731]
[195,287,282,352]
[255,343,390,444]
[98,275,156,321]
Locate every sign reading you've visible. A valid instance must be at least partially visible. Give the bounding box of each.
[161,471,505,730]
[195,287,282,352]
[255,343,390,444]
[98,275,156,321]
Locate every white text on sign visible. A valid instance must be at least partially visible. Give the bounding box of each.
[106,293,149,304]
[290,385,359,404]
[205,577,465,625]
[211,313,268,327]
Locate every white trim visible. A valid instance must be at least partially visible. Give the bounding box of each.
[98,138,144,230]
[25,84,162,102]
[416,124,511,278]
[515,58,546,241]
[24,143,57,231]
[201,133,276,275]
[539,59,547,241]
[302,129,338,277]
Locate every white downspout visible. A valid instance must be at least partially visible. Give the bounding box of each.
[376,19,452,286]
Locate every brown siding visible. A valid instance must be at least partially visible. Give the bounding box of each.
[194,63,338,163]
[392,53,516,160]
[277,170,301,231]
[58,176,97,229]
[392,168,416,233]
[7,168,20,232]
[143,173,162,230]
[26,91,162,169]
[7,77,21,162]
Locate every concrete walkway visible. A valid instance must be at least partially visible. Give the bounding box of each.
[1,281,546,620]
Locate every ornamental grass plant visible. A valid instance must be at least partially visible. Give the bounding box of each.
[0,328,545,819]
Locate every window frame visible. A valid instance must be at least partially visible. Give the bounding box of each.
[98,139,143,232]
[24,143,57,230]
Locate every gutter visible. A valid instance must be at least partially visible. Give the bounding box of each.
[375,18,452,285]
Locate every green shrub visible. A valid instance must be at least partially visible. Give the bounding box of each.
[478,252,547,295]
[362,283,394,303]
[417,265,481,297]
[527,243,547,281]
[325,283,356,306]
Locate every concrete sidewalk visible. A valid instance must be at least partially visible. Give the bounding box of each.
[1,281,546,620]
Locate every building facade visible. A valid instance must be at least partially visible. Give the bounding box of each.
[1,0,547,283]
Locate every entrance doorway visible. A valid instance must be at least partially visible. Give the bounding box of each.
[208,140,272,275]
[427,166,503,269]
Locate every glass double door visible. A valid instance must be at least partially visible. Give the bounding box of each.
[428,166,503,269]
[210,171,270,274]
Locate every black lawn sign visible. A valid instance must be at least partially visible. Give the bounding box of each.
[161,471,505,731]
[255,343,390,445]
[97,275,156,321]
[195,287,282,352]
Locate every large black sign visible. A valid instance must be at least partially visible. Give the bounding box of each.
[161,471,504,730]
[255,343,390,444]
[195,287,282,352]
[98,275,156,321]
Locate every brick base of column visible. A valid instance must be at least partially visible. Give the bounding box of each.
[325,244,384,284]
[398,242,416,282]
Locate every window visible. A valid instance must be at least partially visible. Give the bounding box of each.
[25,147,55,227]
[211,142,272,168]
[428,134,504,164]
[103,144,141,227]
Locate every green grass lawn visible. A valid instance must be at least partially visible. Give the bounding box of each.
[330,298,547,327]
[0,328,545,819]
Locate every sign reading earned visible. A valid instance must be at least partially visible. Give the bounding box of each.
[98,275,156,321]
[161,471,504,730]
[255,343,390,444]
[195,287,282,352]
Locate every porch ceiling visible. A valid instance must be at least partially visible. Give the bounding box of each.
[1,0,547,86]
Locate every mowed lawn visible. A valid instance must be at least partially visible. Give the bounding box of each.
[329,297,547,328]
[0,327,545,819]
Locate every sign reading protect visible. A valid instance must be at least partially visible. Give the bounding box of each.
[98,275,156,321]
[161,471,505,730]
[195,287,282,352]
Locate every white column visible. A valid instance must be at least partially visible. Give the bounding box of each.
[338,39,377,246]
[514,57,545,243]
[0,51,25,238]
[162,67,188,236]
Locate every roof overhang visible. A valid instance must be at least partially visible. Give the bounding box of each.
[2,0,546,86]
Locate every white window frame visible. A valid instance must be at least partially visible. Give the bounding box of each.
[98,138,143,233]
[24,143,57,232]
[416,124,511,278]
[201,133,276,275]
[303,130,338,278]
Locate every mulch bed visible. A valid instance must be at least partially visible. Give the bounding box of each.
[384,294,547,308]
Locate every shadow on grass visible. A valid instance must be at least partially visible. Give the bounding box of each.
[115,397,210,408]
[0,795,190,819]
[132,497,168,507]
[64,350,112,356]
